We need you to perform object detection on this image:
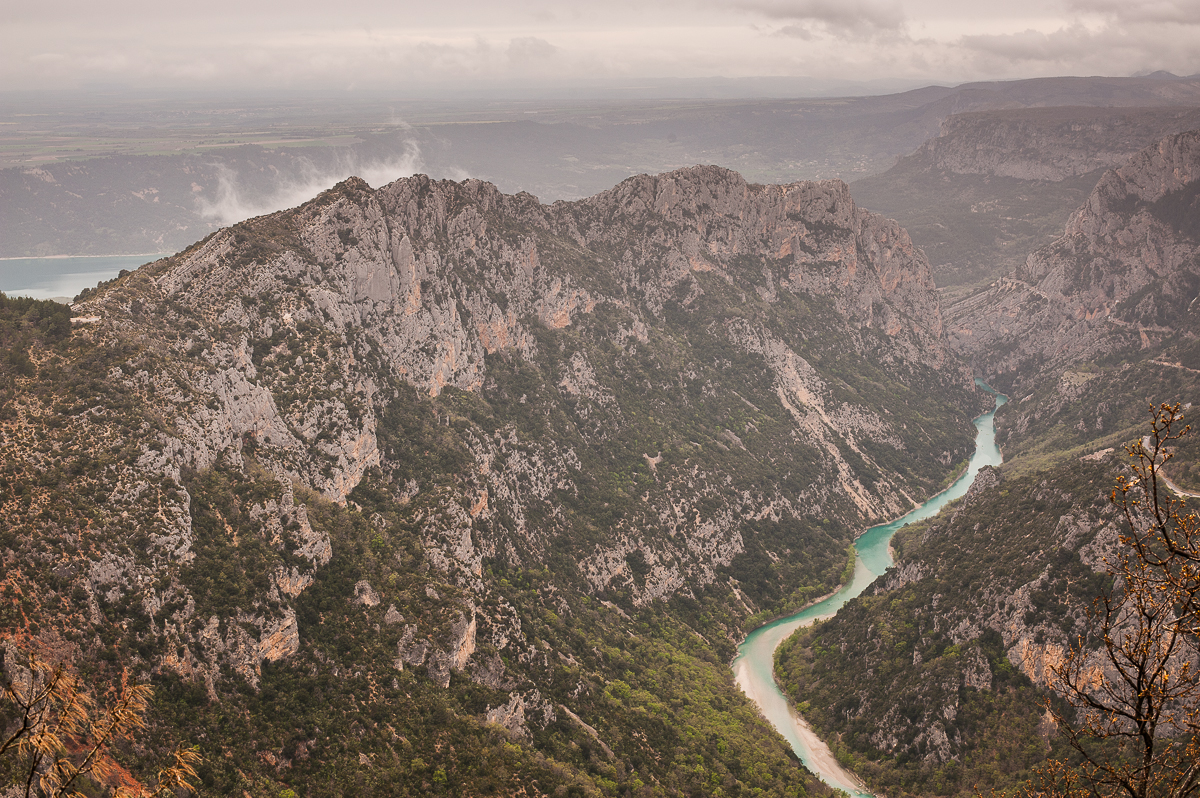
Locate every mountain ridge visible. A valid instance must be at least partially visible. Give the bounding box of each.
[1,164,981,796]
[850,107,1200,294]
[8,74,1200,259]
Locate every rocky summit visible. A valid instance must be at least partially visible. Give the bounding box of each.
[1,165,981,795]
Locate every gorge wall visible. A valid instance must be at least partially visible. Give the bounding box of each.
[949,128,1200,392]
[776,126,1200,798]
[0,165,980,797]
[851,107,1200,294]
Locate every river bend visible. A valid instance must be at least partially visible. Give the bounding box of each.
[733,383,1006,797]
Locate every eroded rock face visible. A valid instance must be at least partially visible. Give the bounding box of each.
[8,165,977,722]
[60,165,975,613]
[913,107,1200,183]
[948,129,1200,388]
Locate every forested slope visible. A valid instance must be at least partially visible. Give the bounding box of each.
[777,459,1122,797]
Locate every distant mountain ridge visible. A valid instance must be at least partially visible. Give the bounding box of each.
[949,128,1200,389]
[6,74,1200,259]
[851,106,1200,293]
[905,106,1200,182]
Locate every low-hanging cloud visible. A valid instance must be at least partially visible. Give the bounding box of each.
[508,36,559,65]
[958,15,1200,76]
[6,0,1200,96]
[961,24,1099,63]
[196,140,424,227]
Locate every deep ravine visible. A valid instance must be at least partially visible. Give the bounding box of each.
[733,381,1006,797]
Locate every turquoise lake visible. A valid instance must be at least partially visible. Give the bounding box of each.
[0,254,169,301]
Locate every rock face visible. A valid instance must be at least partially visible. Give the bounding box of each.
[911,107,1200,182]
[851,109,1200,295]
[56,164,977,610]
[949,129,1200,389]
[0,164,980,795]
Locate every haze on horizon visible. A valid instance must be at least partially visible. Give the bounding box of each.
[3,0,1199,97]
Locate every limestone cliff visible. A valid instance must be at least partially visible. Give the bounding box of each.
[851,109,1200,294]
[60,165,976,612]
[0,165,979,796]
[948,128,1200,389]
[913,107,1200,182]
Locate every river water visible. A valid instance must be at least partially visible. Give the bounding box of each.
[733,382,1006,797]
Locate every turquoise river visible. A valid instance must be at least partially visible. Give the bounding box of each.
[732,382,1006,798]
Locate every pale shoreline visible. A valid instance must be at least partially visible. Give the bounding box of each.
[733,629,872,796]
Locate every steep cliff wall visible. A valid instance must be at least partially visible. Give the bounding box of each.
[916,107,1200,182]
[949,129,1200,389]
[851,109,1200,293]
[70,165,975,603]
[0,166,979,796]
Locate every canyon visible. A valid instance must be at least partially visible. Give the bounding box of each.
[3,81,1200,798]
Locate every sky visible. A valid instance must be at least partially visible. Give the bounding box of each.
[3,0,1199,95]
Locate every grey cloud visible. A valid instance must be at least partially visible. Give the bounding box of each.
[6,0,1200,92]
[405,38,502,80]
[737,0,906,35]
[508,37,559,66]
[775,24,816,39]
[1065,0,1200,24]
[15,0,691,32]
[960,24,1099,63]
[959,19,1200,77]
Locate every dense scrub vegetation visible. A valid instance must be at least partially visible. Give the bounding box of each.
[0,292,72,396]
[775,459,1124,798]
[0,279,856,798]
[144,468,825,798]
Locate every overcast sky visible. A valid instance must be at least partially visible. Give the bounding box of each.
[3,0,1199,94]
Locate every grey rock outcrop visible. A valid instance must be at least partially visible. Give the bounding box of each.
[7,163,980,733]
[949,129,1200,386]
[63,164,975,618]
[915,107,1200,182]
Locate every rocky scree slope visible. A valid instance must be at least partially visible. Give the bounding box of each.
[1,166,978,796]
